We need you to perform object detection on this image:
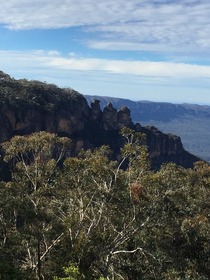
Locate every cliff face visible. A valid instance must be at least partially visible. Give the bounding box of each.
[86,101,199,168]
[140,126,199,168]
[0,71,199,169]
[0,72,89,140]
[85,94,210,163]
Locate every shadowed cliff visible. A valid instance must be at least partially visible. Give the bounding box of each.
[0,71,200,169]
[85,94,210,162]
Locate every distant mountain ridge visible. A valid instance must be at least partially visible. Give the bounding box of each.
[85,95,210,162]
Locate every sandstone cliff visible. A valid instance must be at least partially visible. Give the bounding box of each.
[0,71,199,169]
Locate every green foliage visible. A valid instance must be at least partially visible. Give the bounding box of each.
[0,73,85,114]
[0,132,71,279]
[54,263,79,280]
[1,129,210,279]
[120,127,150,180]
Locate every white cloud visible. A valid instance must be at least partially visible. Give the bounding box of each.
[1,1,210,54]
[1,49,210,79]
[1,49,210,104]
[48,56,210,79]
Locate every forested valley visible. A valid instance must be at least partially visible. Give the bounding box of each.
[1,128,210,279]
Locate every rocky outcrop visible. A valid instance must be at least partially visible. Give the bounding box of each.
[85,94,210,163]
[86,100,199,168]
[0,72,200,169]
[117,106,133,128]
[89,100,134,131]
[140,126,199,168]
[0,77,89,141]
[103,102,118,130]
[90,99,102,122]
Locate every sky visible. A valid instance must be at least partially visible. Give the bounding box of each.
[1,0,210,104]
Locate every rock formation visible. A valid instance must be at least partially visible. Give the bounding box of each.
[0,71,200,169]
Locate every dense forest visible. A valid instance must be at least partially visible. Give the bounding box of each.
[1,129,210,279]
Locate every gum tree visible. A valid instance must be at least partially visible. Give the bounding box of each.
[1,132,70,279]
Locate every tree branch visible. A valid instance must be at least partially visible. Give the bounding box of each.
[40,232,64,261]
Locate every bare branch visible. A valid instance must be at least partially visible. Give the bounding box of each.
[40,232,64,261]
[112,247,143,256]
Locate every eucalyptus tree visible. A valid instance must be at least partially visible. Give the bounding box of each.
[1,131,70,279]
[2,129,210,279]
[57,128,153,279]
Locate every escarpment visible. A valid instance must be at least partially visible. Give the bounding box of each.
[0,71,199,169]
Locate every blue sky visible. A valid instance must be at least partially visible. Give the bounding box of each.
[1,0,210,104]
